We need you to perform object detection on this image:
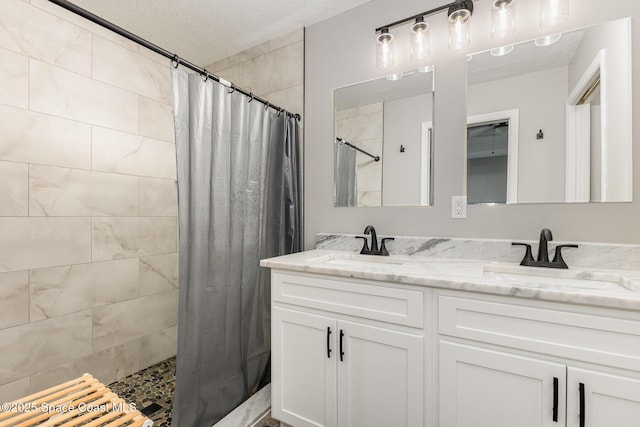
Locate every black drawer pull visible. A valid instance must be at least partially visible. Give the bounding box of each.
[339,329,345,362]
[553,377,559,422]
[326,327,332,358]
[579,383,585,427]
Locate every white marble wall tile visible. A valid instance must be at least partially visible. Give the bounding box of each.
[29,165,139,217]
[0,105,91,169]
[92,290,178,351]
[139,178,177,217]
[0,0,91,75]
[30,60,139,134]
[213,65,242,89]
[358,191,382,207]
[0,218,91,273]
[336,111,383,142]
[92,217,177,261]
[262,85,303,116]
[0,161,28,216]
[139,326,177,369]
[357,161,382,192]
[139,96,175,143]
[29,0,139,53]
[210,40,271,72]
[137,45,170,66]
[270,29,304,52]
[92,127,177,180]
[30,259,139,321]
[0,378,30,402]
[0,48,28,109]
[139,253,179,296]
[0,271,28,329]
[357,103,383,115]
[0,311,92,384]
[335,107,358,121]
[92,36,172,105]
[29,340,139,393]
[238,42,304,97]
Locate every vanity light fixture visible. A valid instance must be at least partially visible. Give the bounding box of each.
[539,0,569,28]
[447,0,474,50]
[410,16,431,60]
[376,27,395,69]
[374,0,474,69]
[491,0,516,39]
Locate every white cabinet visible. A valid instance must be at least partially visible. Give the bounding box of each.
[438,292,640,427]
[440,341,566,427]
[337,320,423,427]
[271,272,425,427]
[272,308,337,427]
[567,367,640,427]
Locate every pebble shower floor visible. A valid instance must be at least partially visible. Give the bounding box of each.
[107,357,280,426]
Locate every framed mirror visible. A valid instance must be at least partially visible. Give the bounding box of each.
[334,68,434,207]
[466,17,632,204]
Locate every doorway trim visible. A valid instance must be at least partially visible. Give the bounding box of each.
[467,109,519,204]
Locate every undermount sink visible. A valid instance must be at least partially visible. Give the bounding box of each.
[483,263,639,292]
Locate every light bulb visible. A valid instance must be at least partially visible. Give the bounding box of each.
[448,9,471,50]
[376,28,395,69]
[410,17,431,60]
[491,0,516,39]
[540,0,569,28]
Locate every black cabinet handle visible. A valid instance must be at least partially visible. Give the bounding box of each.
[327,327,332,358]
[553,377,559,422]
[339,329,345,362]
[579,383,585,427]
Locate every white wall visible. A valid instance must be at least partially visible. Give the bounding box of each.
[467,67,568,203]
[383,93,433,206]
[568,18,632,201]
[304,0,640,248]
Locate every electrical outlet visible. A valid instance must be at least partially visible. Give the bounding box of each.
[452,196,467,219]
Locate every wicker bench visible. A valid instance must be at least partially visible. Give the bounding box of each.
[0,374,153,427]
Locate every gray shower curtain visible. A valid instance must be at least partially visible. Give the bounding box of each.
[334,140,357,207]
[171,67,302,426]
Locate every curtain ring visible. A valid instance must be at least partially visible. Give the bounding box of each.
[171,54,179,68]
[277,108,283,117]
[227,85,236,94]
[295,113,301,121]
[264,103,269,111]
[201,70,209,82]
[248,93,254,103]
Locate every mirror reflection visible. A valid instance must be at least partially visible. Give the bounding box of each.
[466,17,632,204]
[334,69,434,207]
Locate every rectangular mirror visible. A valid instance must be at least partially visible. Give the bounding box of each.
[466,17,632,204]
[334,68,434,207]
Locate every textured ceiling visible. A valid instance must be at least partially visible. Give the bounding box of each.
[70,0,371,66]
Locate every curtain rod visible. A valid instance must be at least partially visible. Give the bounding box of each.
[47,0,301,121]
[336,138,380,162]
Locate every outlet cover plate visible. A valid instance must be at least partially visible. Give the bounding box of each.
[452,196,467,219]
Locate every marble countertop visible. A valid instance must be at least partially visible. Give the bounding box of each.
[261,250,640,311]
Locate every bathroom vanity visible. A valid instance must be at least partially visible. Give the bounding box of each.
[261,249,640,427]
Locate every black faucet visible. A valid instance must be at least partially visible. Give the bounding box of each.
[512,228,578,269]
[356,225,394,256]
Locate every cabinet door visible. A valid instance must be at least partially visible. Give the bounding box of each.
[567,367,640,427]
[272,307,338,427]
[337,320,423,427]
[440,341,566,427]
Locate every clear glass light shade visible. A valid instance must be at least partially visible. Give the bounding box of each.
[490,44,514,56]
[410,21,431,60]
[540,0,569,27]
[448,9,471,50]
[376,30,395,69]
[491,0,516,39]
[535,33,562,46]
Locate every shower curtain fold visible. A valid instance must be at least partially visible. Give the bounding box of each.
[171,67,302,427]
[334,140,357,207]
